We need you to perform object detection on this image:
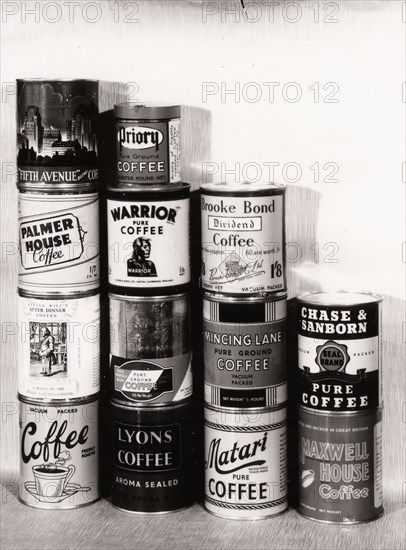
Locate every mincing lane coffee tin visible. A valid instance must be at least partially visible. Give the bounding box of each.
[109,293,192,406]
[203,292,287,409]
[107,184,190,294]
[205,405,288,520]
[18,189,99,295]
[298,405,383,523]
[297,292,383,412]
[114,103,181,186]
[18,291,100,401]
[17,79,98,189]
[111,400,195,513]
[201,182,286,295]
[19,395,99,509]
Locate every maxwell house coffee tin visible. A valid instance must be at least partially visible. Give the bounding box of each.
[203,292,287,409]
[107,184,190,294]
[114,103,181,186]
[17,79,98,189]
[109,293,192,406]
[297,291,383,412]
[111,400,195,513]
[18,189,99,295]
[204,405,288,520]
[201,182,286,295]
[19,395,99,509]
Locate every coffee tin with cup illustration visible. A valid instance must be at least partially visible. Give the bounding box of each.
[19,395,99,509]
[203,292,287,409]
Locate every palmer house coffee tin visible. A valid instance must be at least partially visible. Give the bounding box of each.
[298,406,383,523]
[107,184,190,294]
[201,182,286,295]
[109,293,192,406]
[19,395,99,509]
[18,291,100,400]
[111,399,195,513]
[17,79,98,189]
[114,103,181,186]
[203,292,287,409]
[297,291,383,412]
[18,189,99,295]
[205,405,288,520]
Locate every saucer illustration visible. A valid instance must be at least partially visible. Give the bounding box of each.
[24,481,90,503]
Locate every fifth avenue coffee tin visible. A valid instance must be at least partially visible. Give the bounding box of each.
[203,292,287,409]
[19,395,99,509]
[201,182,286,295]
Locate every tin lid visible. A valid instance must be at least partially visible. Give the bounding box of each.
[200,181,286,196]
[17,78,99,83]
[114,102,180,120]
[107,182,190,200]
[202,290,287,305]
[109,292,189,303]
[297,291,382,306]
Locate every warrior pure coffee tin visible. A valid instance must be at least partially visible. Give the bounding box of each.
[111,400,195,513]
[19,395,99,509]
[109,293,192,406]
[201,182,286,295]
[298,405,383,523]
[205,405,288,520]
[114,103,181,186]
[18,189,99,294]
[107,184,190,294]
[17,79,98,189]
[203,292,287,409]
[18,291,100,400]
[297,291,383,412]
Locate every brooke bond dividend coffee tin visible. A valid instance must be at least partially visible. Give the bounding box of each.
[18,291,100,400]
[109,293,192,406]
[18,190,99,294]
[19,395,99,509]
[107,184,190,293]
[201,182,286,295]
[205,406,288,519]
[17,79,98,189]
[203,292,287,409]
[114,103,181,186]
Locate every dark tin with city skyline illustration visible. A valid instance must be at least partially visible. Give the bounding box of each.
[17,79,98,189]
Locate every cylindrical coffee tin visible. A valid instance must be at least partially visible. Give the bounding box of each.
[203,292,287,409]
[114,102,181,187]
[111,400,195,513]
[19,395,99,509]
[298,405,383,523]
[109,293,192,406]
[17,79,98,189]
[18,291,100,400]
[297,291,383,412]
[204,405,288,520]
[18,189,99,294]
[107,184,190,294]
[201,182,286,295]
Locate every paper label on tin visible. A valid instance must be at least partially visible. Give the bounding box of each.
[18,193,99,293]
[108,197,190,288]
[201,193,285,294]
[18,295,100,400]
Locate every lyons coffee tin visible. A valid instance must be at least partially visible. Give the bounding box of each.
[18,189,99,295]
[18,291,100,400]
[109,293,192,406]
[204,405,288,520]
[298,405,383,523]
[107,184,190,294]
[203,292,287,409]
[111,400,195,513]
[19,395,99,509]
[297,291,383,412]
[17,79,98,189]
[201,182,286,295]
[114,103,181,186]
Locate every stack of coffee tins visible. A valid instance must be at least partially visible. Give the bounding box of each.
[200,182,288,519]
[16,79,101,509]
[108,103,194,513]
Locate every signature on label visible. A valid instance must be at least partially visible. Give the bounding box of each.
[209,254,265,284]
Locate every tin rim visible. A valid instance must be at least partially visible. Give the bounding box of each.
[202,290,287,305]
[204,402,287,416]
[109,292,189,303]
[114,102,180,119]
[18,288,100,300]
[107,182,190,199]
[112,503,193,515]
[110,397,193,412]
[200,181,286,196]
[107,182,183,192]
[298,404,383,417]
[204,502,288,521]
[297,290,382,306]
[18,183,98,194]
[18,393,100,406]
[17,78,99,83]
[297,509,384,525]
[18,494,101,510]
